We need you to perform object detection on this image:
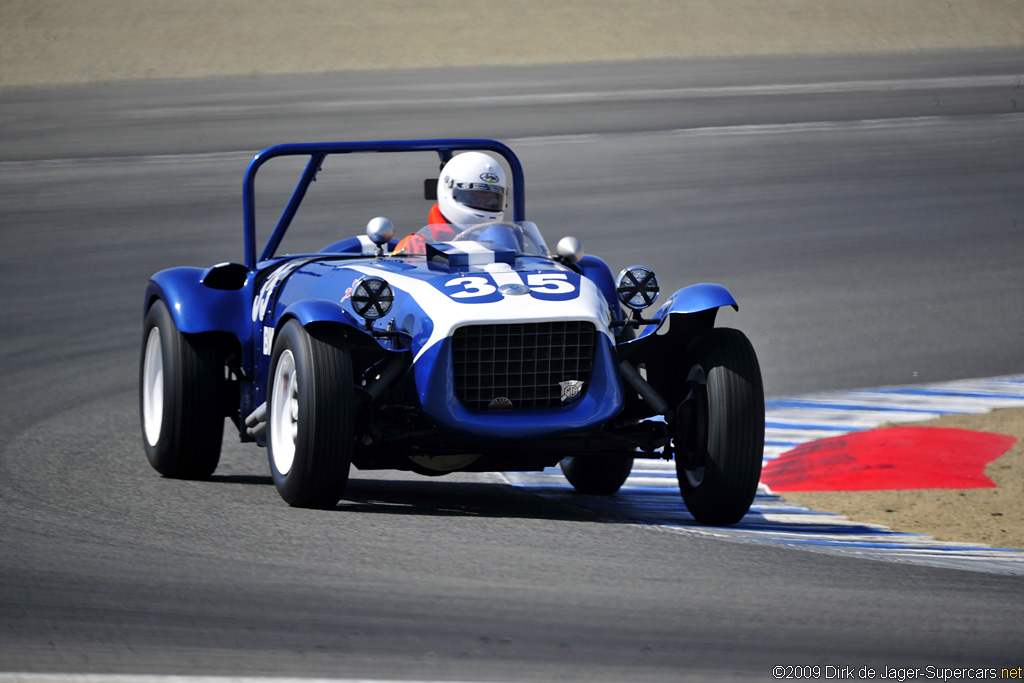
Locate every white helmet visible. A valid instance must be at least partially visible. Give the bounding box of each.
[437,152,507,225]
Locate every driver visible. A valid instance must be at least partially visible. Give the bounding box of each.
[394,152,507,255]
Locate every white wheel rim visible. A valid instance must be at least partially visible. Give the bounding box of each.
[270,349,299,475]
[142,327,164,446]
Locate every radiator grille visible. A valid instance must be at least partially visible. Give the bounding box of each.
[451,321,596,410]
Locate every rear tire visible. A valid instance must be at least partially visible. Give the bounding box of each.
[560,454,634,495]
[140,299,223,479]
[675,328,764,525]
[267,320,354,509]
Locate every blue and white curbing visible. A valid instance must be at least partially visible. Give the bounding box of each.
[504,375,1024,575]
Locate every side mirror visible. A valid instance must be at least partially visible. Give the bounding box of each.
[366,217,394,256]
[424,179,438,201]
[556,236,584,266]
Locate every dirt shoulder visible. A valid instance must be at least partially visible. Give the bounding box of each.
[782,408,1024,551]
[2,0,1023,88]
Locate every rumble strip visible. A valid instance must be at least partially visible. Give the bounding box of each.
[504,375,1024,575]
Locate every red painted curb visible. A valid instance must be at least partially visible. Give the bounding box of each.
[761,427,1017,492]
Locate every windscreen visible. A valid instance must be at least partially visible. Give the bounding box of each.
[402,221,549,257]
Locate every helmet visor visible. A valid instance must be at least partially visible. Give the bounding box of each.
[453,183,506,212]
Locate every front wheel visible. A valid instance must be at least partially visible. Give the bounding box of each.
[267,321,355,509]
[675,328,764,525]
[139,299,223,479]
[560,454,634,495]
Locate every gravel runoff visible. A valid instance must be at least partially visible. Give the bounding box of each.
[2,0,1023,87]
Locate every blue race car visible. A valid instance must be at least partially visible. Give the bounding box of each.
[140,139,765,525]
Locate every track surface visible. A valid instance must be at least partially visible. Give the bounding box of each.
[2,52,1023,680]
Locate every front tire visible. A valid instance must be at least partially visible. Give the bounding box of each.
[675,328,764,525]
[267,321,354,509]
[139,299,223,479]
[560,454,634,495]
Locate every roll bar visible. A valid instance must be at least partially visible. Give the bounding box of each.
[241,139,526,269]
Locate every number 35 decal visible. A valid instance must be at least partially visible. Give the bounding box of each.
[444,273,578,302]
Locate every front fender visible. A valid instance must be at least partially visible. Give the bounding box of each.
[618,282,738,359]
[656,283,738,317]
[277,299,398,358]
[280,299,363,329]
[145,267,251,340]
[633,283,737,341]
[616,283,739,408]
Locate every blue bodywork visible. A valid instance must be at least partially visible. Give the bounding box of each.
[142,139,741,472]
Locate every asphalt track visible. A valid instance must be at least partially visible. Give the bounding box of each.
[2,51,1024,681]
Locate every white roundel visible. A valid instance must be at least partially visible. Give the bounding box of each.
[437,152,507,226]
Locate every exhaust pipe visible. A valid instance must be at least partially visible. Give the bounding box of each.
[245,402,267,438]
